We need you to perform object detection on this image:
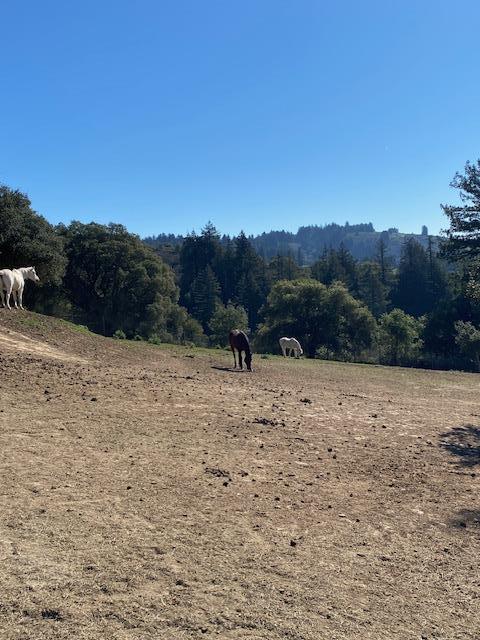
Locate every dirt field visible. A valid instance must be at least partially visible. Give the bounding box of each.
[0,312,478,640]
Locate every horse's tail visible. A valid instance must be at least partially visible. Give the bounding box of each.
[0,271,6,295]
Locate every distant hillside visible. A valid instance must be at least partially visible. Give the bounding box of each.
[144,222,439,265]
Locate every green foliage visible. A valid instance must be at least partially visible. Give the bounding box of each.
[58,221,204,344]
[465,259,480,302]
[391,238,449,316]
[454,321,480,367]
[256,279,375,359]
[0,185,66,280]
[421,292,480,366]
[178,228,268,331]
[174,309,207,346]
[209,303,248,346]
[268,254,303,283]
[376,237,395,289]
[5,175,480,372]
[311,245,358,293]
[113,329,126,339]
[138,294,206,346]
[179,224,222,298]
[441,160,480,261]
[147,222,436,266]
[0,185,67,312]
[233,232,269,328]
[377,309,424,366]
[188,265,221,329]
[357,261,388,317]
[58,320,92,335]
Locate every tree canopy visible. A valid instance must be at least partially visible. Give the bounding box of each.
[0,186,66,279]
[59,221,201,342]
[256,279,375,359]
[441,160,480,261]
[4,167,480,371]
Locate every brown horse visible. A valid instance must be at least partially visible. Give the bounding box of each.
[229,329,252,371]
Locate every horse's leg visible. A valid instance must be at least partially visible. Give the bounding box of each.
[231,346,237,368]
[0,287,4,308]
[18,285,24,310]
[281,345,286,357]
[5,286,12,310]
[13,290,19,309]
[239,350,243,370]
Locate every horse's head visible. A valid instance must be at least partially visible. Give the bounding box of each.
[245,351,252,372]
[27,267,40,283]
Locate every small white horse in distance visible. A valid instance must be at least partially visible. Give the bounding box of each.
[0,267,40,310]
[279,336,303,358]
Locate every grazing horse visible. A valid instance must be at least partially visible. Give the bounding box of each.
[279,336,303,358]
[229,329,252,371]
[0,267,40,310]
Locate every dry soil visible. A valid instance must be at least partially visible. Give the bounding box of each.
[0,312,478,640]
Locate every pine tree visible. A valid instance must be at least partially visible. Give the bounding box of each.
[268,254,301,283]
[216,238,236,304]
[189,265,221,329]
[357,261,388,317]
[391,238,449,316]
[179,223,223,308]
[441,160,480,261]
[375,237,393,288]
[233,232,268,328]
[311,246,357,294]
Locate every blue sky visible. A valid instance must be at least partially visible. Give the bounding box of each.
[1,1,479,237]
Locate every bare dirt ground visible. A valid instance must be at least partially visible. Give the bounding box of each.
[0,311,478,640]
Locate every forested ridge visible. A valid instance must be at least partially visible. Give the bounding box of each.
[1,159,480,371]
[144,221,437,265]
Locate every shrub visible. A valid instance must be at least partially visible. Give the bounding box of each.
[377,309,423,366]
[209,303,248,346]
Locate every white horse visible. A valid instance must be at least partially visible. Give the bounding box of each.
[0,267,40,310]
[279,336,303,358]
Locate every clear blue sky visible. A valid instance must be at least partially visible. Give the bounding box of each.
[1,1,479,237]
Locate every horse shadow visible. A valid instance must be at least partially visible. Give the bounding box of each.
[211,365,248,374]
[439,424,480,468]
[440,426,480,531]
[450,509,480,529]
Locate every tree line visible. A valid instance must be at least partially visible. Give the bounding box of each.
[156,216,480,370]
[1,158,480,371]
[145,220,435,265]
